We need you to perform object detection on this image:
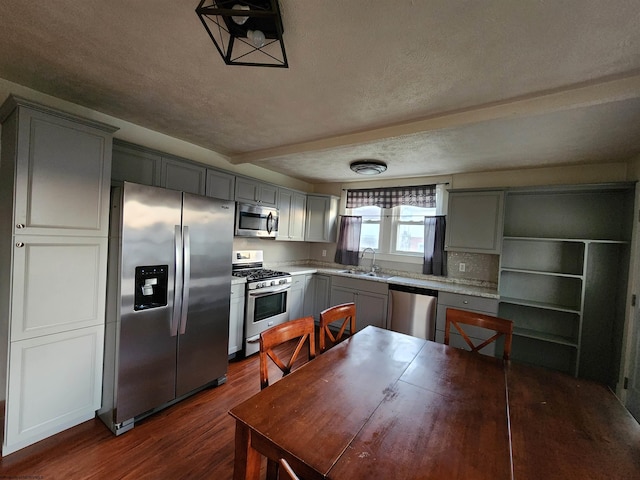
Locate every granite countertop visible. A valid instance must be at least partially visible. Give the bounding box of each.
[278,265,499,299]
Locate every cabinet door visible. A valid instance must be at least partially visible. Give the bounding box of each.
[228,284,245,355]
[160,157,206,195]
[289,276,306,320]
[11,235,108,341]
[235,177,278,207]
[445,191,504,254]
[276,189,307,241]
[312,275,332,321]
[3,325,104,456]
[356,291,388,331]
[111,142,161,186]
[277,189,294,240]
[206,169,235,201]
[305,195,338,243]
[13,106,113,237]
[289,192,307,241]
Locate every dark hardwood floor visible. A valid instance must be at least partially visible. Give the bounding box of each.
[0,338,313,480]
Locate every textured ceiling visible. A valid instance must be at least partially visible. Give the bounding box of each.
[0,1,639,183]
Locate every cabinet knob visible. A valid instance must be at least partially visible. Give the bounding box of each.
[16,223,25,229]
[15,242,24,248]
[463,300,468,304]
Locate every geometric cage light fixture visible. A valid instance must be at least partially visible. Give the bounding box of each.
[195,0,288,68]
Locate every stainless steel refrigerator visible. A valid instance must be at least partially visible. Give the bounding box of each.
[99,182,234,435]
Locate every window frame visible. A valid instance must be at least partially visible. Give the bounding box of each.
[343,184,447,265]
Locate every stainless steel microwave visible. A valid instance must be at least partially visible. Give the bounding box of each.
[235,203,279,238]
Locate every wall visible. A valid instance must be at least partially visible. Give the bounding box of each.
[309,163,634,284]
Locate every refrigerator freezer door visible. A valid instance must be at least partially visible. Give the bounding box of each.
[176,193,234,396]
[117,183,182,423]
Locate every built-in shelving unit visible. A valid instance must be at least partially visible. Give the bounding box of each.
[498,184,634,384]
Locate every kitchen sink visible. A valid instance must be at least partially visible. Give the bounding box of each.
[337,269,394,279]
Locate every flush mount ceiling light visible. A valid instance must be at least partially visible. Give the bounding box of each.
[196,0,288,68]
[350,160,388,175]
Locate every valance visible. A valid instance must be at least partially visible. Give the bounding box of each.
[346,185,436,209]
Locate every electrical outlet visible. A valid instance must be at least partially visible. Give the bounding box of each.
[322,249,327,257]
[459,262,466,272]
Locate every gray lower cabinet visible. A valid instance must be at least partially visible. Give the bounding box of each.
[309,274,332,322]
[228,283,245,356]
[329,276,389,332]
[289,274,313,320]
[435,292,499,356]
[445,190,504,254]
[0,96,116,455]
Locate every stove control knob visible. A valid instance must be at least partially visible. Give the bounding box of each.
[279,279,286,285]
[271,280,277,286]
[257,282,264,288]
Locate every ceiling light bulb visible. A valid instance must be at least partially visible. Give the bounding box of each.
[247,29,266,48]
[231,4,250,25]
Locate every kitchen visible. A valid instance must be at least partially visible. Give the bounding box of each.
[0,1,640,477]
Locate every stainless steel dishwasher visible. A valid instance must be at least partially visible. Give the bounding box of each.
[388,284,438,340]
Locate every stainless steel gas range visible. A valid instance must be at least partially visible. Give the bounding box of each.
[232,250,292,356]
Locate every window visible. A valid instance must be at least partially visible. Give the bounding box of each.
[349,204,436,256]
[345,184,444,261]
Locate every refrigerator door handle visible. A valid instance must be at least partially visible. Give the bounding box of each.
[179,225,191,335]
[172,225,183,337]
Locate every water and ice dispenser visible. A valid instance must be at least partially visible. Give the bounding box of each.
[134,265,169,311]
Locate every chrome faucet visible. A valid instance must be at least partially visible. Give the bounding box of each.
[360,248,376,272]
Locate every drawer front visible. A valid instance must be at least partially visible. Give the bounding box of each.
[331,275,389,295]
[437,291,498,313]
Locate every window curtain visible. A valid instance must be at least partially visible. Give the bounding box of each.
[423,216,446,276]
[334,216,362,266]
[346,185,436,208]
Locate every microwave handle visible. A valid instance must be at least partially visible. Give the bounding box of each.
[267,211,273,234]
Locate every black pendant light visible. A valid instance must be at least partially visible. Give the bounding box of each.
[196,0,288,68]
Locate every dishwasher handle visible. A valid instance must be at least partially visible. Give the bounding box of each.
[388,283,439,298]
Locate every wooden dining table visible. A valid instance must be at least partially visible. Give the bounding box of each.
[229,326,640,480]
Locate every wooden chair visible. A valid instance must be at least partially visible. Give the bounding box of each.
[319,302,356,353]
[259,316,316,390]
[279,458,301,480]
[444,307,513,360]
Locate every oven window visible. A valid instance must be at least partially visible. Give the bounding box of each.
[254,291,288,323]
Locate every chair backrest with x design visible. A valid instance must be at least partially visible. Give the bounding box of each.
[444,307,513,360]
[259,316,316,389]
[319,302,356,353]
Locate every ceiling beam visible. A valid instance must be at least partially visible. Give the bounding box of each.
[229,71,640,165]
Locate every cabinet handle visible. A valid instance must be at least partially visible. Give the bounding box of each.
[463,300,468,304]
[16,224,25,229]
[15,242,24,248]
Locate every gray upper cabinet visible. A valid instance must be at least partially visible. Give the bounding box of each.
[111,141,161,187]
[305,194,338,243]
[160,156,206,195]
[1,96,116,238]
[206,169,235,201]
[277,188,306,241]
[445,190,504,254]
[235,177,278,207]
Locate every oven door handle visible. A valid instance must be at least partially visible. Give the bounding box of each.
[249,284,291,296]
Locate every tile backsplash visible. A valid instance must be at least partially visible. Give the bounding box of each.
[447,252,499,284]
